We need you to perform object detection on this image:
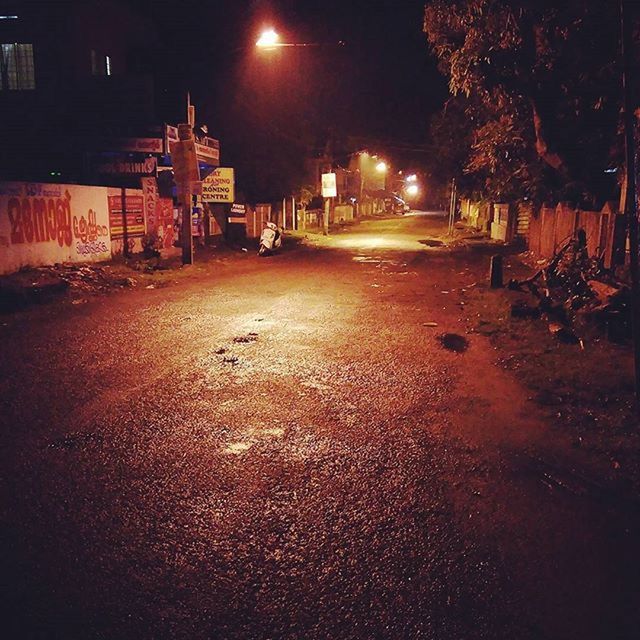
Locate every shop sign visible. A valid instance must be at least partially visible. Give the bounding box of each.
[108,194,145,239]
[141,177,158,233]
[202,167,234,203]
[106,138,163,153]
[195,142,220,165]
[96,156,157,176]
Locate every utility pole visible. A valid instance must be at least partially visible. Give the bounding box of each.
[621,0,640,406]
[170,95,200,265]
[448,178,457,236]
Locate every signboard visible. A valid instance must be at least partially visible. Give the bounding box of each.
[157,198,176,250]
[0,182,111,274]
[165,124,220,164]
[108,194,145,239]
[322,172,337,198]
[103,138,163,154]
[95,156,157,176]
[165,125,179,155]
[228,203,246,224]
[141,177,159,234]
[195,142,220,165]
[202,167,235,203]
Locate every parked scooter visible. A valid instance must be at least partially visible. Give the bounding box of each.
[258,221,282,256]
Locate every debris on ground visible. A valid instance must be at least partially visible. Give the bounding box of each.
[508,229,630,343]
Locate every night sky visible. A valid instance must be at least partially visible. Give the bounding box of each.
[121,0,448,195]
[130,0,446,143]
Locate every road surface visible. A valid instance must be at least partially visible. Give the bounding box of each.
[1,213,637,639]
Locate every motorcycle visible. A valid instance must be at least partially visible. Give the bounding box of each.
[258,221,282,256]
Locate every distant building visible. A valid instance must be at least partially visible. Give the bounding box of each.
[0,0,219,187]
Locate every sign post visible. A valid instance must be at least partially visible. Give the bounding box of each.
[171,123,200,265]
[321,172,337,236]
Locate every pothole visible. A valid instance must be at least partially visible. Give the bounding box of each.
[438,333,469,353]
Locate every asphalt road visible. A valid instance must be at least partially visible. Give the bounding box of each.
[1,213,638,639]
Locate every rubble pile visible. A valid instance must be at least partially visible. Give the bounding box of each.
[509,229,630,343]
[0,263,136,312]
[31,264,136,292]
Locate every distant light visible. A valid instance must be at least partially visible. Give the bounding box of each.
[375,161,387,173]
[257,28,279,48]
[105,55,112,76]
[0,16,18,20]
[406,184,419,196]
[406,174,417,182]
[604,168,618,174]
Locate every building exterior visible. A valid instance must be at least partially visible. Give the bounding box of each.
[0,1,220,188]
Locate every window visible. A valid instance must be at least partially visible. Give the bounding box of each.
[0,43,35,90]
[105,55,111,76]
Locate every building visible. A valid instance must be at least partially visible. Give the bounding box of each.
[0,0,219,188]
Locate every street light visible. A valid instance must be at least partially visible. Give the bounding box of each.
[256,28,280,48]
[256,28,346,49]
[376,161,387,173]
[406,184,419,197]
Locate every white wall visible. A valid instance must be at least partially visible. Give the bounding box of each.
[0,182,111,274]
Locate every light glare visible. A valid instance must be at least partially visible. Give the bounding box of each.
[257,28,280,48]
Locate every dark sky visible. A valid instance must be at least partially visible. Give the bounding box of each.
[120,0,448,195]
[127,0,447,147]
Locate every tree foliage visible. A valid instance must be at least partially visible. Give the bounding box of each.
[424,0,622,206]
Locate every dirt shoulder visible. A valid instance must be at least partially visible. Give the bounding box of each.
[457,248,639,495]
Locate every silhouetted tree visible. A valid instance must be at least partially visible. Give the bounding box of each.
[424,0,622,206]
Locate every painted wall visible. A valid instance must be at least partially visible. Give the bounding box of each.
[0,182,111,274]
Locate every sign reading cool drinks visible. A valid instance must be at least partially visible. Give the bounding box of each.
[202,168,235,203]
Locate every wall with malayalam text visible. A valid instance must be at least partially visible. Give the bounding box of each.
[0,182,111,274]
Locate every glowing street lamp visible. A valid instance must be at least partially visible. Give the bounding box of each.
[256,28,344,49]
[376,161,387,173]
[406,174,417,183]
[406,184,419,197]
[256,28,280,48]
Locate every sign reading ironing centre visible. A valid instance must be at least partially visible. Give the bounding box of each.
[202,168,235,203]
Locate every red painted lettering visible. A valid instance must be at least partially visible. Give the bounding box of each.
[8,198,24,244]
[32,198,46,242]
[47,198,57,241]
[22,199,34,243]
[56,196,72,247]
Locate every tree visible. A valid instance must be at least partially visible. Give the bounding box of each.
[424,0,622,206]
